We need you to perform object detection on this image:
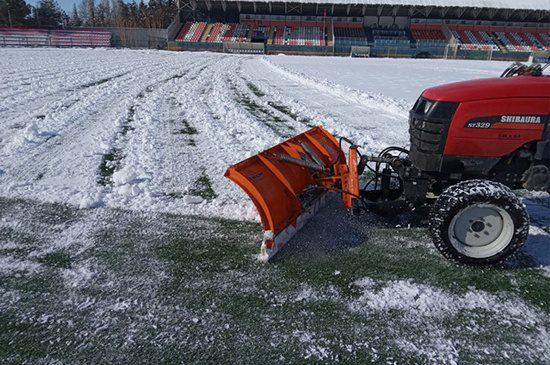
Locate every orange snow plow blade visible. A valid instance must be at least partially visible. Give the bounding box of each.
[225,126,359,260]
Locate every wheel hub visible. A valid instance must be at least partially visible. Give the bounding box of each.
[471,221,485,232]
[448,203,514,258]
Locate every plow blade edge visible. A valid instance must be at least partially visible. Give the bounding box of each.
[224,126,353,260]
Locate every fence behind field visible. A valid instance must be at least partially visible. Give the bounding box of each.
[107,27,167,49]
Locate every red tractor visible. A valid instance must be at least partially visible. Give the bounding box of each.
[226,62,550,265]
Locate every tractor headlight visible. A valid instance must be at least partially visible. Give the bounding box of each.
[423,100,434,114]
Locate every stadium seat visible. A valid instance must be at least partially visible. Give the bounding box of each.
[334,24,369,47]
[372,27,411,47]
[0,27,110,48]
[0,27,49,47]
[50,29,111,47]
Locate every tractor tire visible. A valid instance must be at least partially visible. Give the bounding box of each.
[429,179,529,266]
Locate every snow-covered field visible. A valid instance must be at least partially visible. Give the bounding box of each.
[1,48,549,364]
[0,48,509,220]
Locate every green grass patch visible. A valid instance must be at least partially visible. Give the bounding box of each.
[75,72,128,90]
[0,196,548,364]
[166,170,217,202]
[38,251,71,269]
[233,88,295,138]
[189,169,217,201]
[97,106,136,186]
[267,101,299,120]
[173,119,198,135]
[97,150,122,186]
[246,82,265,97]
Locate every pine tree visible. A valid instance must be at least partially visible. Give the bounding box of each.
[86,0,94,26]
[97,0,110,26]
[114,0,127,26]
[69,4,81,26]
[0,0,31,26]
[127,0,137,27]
[77,0,88,24]
[137,0,145,26]
[32,0,64,26]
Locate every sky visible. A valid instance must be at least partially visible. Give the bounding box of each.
[27,0,78,12]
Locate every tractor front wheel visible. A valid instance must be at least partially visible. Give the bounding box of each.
[429,180,529,266]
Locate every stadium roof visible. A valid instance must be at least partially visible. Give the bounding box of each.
[231,0,550,11]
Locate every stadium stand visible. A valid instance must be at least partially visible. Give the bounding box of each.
[448,25,549,52]
[176,21,208,42]
[231,24,250,42]
[171,16,549,57]
[176,17,328,46]
[271,24,325,46]
[0,27,111,48]
[449,25,499,51]
[0,27,49,47]
[221,24,237,42]
[334,23,370,47]
[410,24,447,43]
[50,29,111,47]
[166,0,549,58]
[175,21,192,41]
[168,0,549,58]
[372,26,411,47]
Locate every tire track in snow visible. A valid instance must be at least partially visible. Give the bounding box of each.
[242,57,410,153]
[235,72,316,131]
[0,54,204,208]
[236,62,381,148]
[100,55,284,218]
[227,76,297,139]
[99,56,224,211]
[98,57,209,186]
[2,57,201,155]
[0,60,172,117]
[0,63,131,98]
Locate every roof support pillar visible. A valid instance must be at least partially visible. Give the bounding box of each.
[470,7,482,19]
[423,6,433,18]
[392,5,399,24]
[519,10,529,21]
[377,5,383,25]
[502,8,512,20]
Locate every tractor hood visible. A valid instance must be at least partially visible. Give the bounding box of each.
[422,75,550,103]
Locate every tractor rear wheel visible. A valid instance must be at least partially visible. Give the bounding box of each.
[429,180,529,265]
